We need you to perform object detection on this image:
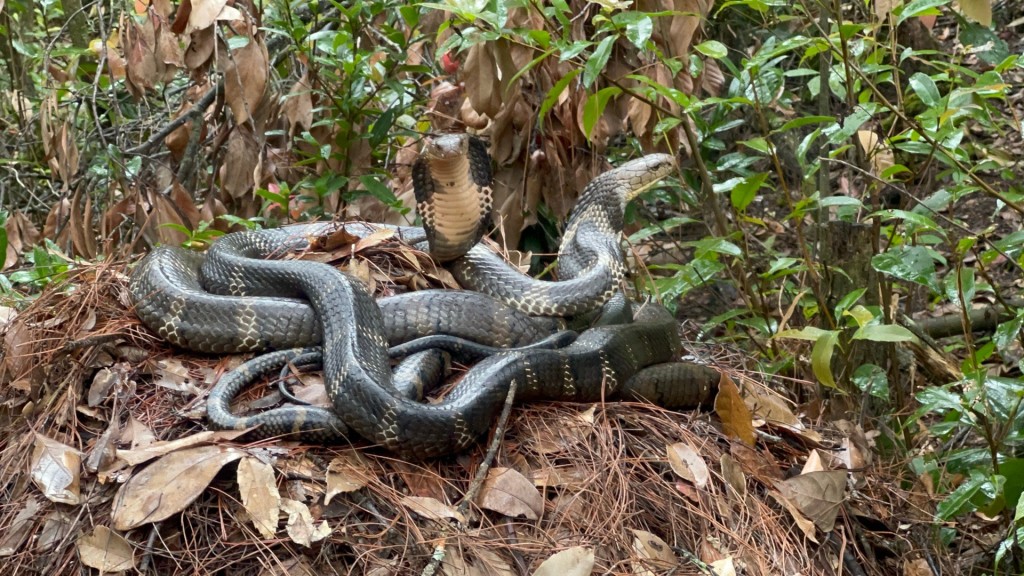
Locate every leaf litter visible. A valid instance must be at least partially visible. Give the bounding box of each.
[0,232,919,575]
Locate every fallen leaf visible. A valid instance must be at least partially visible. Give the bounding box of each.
[400,496,466,524]
[720,454,746,502]
[631,530,678,575]
[111,445,245,529]
[0,497,42,557]
[154,358,202,395]
[770,490,818,542]
[324,450,371,504]
[237,457,281,539]
[31,434,81,505]
[532,547,594,576]
[280,498,331,547]
[715,374,755,446]
[77,526,136,573]
[776,470,848,532]
[116,430,246,466]
[476,467,544,520]
[666,443,709,489]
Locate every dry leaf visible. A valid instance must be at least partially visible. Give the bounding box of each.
[237,457,281,539]
[31,434,81,505]
[0,497,42,557]
[710,557,737,576]
[631,530,678,575]
[532,547,595,576]
[776,470,848,532]
[77,526,136,573]
[115,430,246,466]
[463,43,501,117]
[476,467,544,520]
[111,445,245,529]
[666,442,709,489]
[185,0,226,32]
[715,374,755,446]
[904,557,936,576]
[280,498,331,547]
[221,30,268,125]
[802,450,826,474]
[957,0,992,26]
[720,454,746,503]
[324,450,371,504]
[769,490,818,542]
[154,358,203,395]
[400,496,466,524]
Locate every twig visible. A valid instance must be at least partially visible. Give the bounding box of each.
[128,87,220,156]
[420,379,518,576]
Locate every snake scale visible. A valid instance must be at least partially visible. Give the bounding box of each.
[129,142,720,458]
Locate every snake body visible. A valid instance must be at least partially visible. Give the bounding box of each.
[129,145,719,457]
[448,154,675,316]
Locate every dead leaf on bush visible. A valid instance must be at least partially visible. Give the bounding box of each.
[475,467,543,520]
[111,445,244,529]
[775,470,848,532]
[77,526,136,573]
[666,442,709,489]
[237,457,281,539]
[532,547,594,576]
[31,434,81,505]
[715,374,754,446]
[221,29,268,125]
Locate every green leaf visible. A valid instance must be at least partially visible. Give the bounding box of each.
[843,304,875,328]
[994,313,1024,351]
[582,86,622,142]
[775,326,835,342]
[872,245,943,292]
[834,288,867,319]
[730,173,767,212]
[694,40,728,59]
[909,72,942,107]
[853,364,889,400]
[356,175,400,206]
[944,267,976,306]
[937,472,987,520]
[852,324,917,343]
[615,12,653,48]
[583,35,615,88]
[539,69,581,130]
[811,330,839,389]
[896,0,948,25]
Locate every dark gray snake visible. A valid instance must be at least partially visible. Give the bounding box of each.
[129,148,720,457]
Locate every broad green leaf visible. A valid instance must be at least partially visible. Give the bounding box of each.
[937,472,986,520]
[730,173,768,212]
[994,314,1024,351]
[694,40,727,59]
[852,324,917,343]
[843,305,875,328]
[811,330,839,389]
[834,288,867,319]
[872,245,943,292]
[583,35,615,88]
[539,69,581,130]
[582,87,622,142]
[896,0,948,25]
[909,72,942,107]
[615,12,653,48]
[357,175,400,206]
[775,326,834,342]
[852,364,889,400]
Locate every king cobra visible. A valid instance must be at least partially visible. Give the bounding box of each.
[129,143,720,458]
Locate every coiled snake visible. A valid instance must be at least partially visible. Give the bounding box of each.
[129,143,719,458]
